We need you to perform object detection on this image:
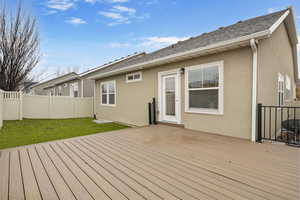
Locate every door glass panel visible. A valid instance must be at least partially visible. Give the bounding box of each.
[165,77,175,116]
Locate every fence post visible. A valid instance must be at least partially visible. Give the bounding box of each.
[257,103,262,143]
[19,91,23,120]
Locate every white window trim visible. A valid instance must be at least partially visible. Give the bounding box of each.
[100,80,116,107]
[285,75,292,102]
[185,61,224,115]
[126,71,142,83]
[278,73,285,106]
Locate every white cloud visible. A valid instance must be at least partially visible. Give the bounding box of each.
[112,5,136,14]
[107,42,131,48]
[46,0,75,11]
[65,17,87,25]
[109,0,129,3]
[99,11,130,25]
[140,36,189,48]
[85,0,96,3]
[267,8,275,14]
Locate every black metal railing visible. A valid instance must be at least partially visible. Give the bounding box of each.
[148,98,157,125]
[257,103,300,147]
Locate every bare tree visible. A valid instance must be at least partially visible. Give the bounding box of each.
[0,2,40,91]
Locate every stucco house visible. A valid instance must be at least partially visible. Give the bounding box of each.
[88,8,298,141]
[30,72,78,96]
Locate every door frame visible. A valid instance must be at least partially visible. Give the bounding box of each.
[158,68,181,124]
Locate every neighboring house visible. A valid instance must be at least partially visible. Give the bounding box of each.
[20,81,38,94]
[88,8,298,141]
[30,52,145,97]
[48,52,145,97]
[30,72,78,96]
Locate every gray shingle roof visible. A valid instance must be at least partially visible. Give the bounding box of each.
[95,9,287,75]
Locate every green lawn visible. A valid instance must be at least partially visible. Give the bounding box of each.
[0,118,129,150]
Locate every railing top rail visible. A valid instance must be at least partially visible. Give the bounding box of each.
[261,105,300,109]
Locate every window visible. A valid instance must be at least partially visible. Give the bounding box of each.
[101,80,116,106]
[285,75,292,101]
[185,61,224,114]
[126,72,142,83]
[278,73,284,106]
[70,82,79,97]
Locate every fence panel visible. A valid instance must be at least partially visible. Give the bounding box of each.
[22,95,93,119]
[3,92,21,120]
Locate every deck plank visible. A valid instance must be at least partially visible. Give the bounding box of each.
[19,149,42,200]
[42,143,94,200]
[35,145,76,200]
[0,125,298,200]
[9,151,25,200]
[59,141,141,200]
[75,139,209,200]
[101,133,295,200]
[93,135,271,200]
[27,147,59,200]
[0,151,10,200]
[50,142,111,200]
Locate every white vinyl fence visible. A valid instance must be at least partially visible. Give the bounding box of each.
[0,90,3,128]
[0,91,93,125]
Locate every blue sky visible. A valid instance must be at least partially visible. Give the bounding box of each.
[6,0,300,81]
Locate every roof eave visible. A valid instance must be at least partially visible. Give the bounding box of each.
[89,30,270,80]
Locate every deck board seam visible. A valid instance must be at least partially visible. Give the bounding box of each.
[26,148,43,200]
[18,150,27,200]
[37,145,72,200]
[102,134,293,200]
[55,142,113,200]
[95,136,264,200]
[71,140,178,200]
[68,140,157,200]
[79,139,205,200]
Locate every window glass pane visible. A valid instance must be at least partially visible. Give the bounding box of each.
[189,89,218,109]
[102,94,107,104]
[108,82,115,93]
[128,75,133,80]
[133,73,140,79]
[165,77,175,91]
[203,66,219,87]
[109,94,115,104]
[188,68,202,88]
[166,91,175,116]
[74,91,78,97]
[102,84,107,93]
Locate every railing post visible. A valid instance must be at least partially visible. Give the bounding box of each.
[257,103,262,142]
[152,98,157,125]
[148,102,152,125]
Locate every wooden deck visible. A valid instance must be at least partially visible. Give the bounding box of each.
[0,125,299,200]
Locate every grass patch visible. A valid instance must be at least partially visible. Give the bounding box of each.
[0,118,129,149]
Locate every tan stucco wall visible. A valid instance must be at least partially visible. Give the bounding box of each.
[257,23,296,105]
[95,47,253,139]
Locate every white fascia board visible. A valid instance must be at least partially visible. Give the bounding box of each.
[269,10,290,34]
[79,52,145,78]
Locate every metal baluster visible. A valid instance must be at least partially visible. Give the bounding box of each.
[274,107,277,141]
[269,107,272,140]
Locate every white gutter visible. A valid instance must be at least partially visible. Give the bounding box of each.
[81,79,84,97]
[250,39,258,142]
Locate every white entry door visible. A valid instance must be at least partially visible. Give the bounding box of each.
[161,73,180,123]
